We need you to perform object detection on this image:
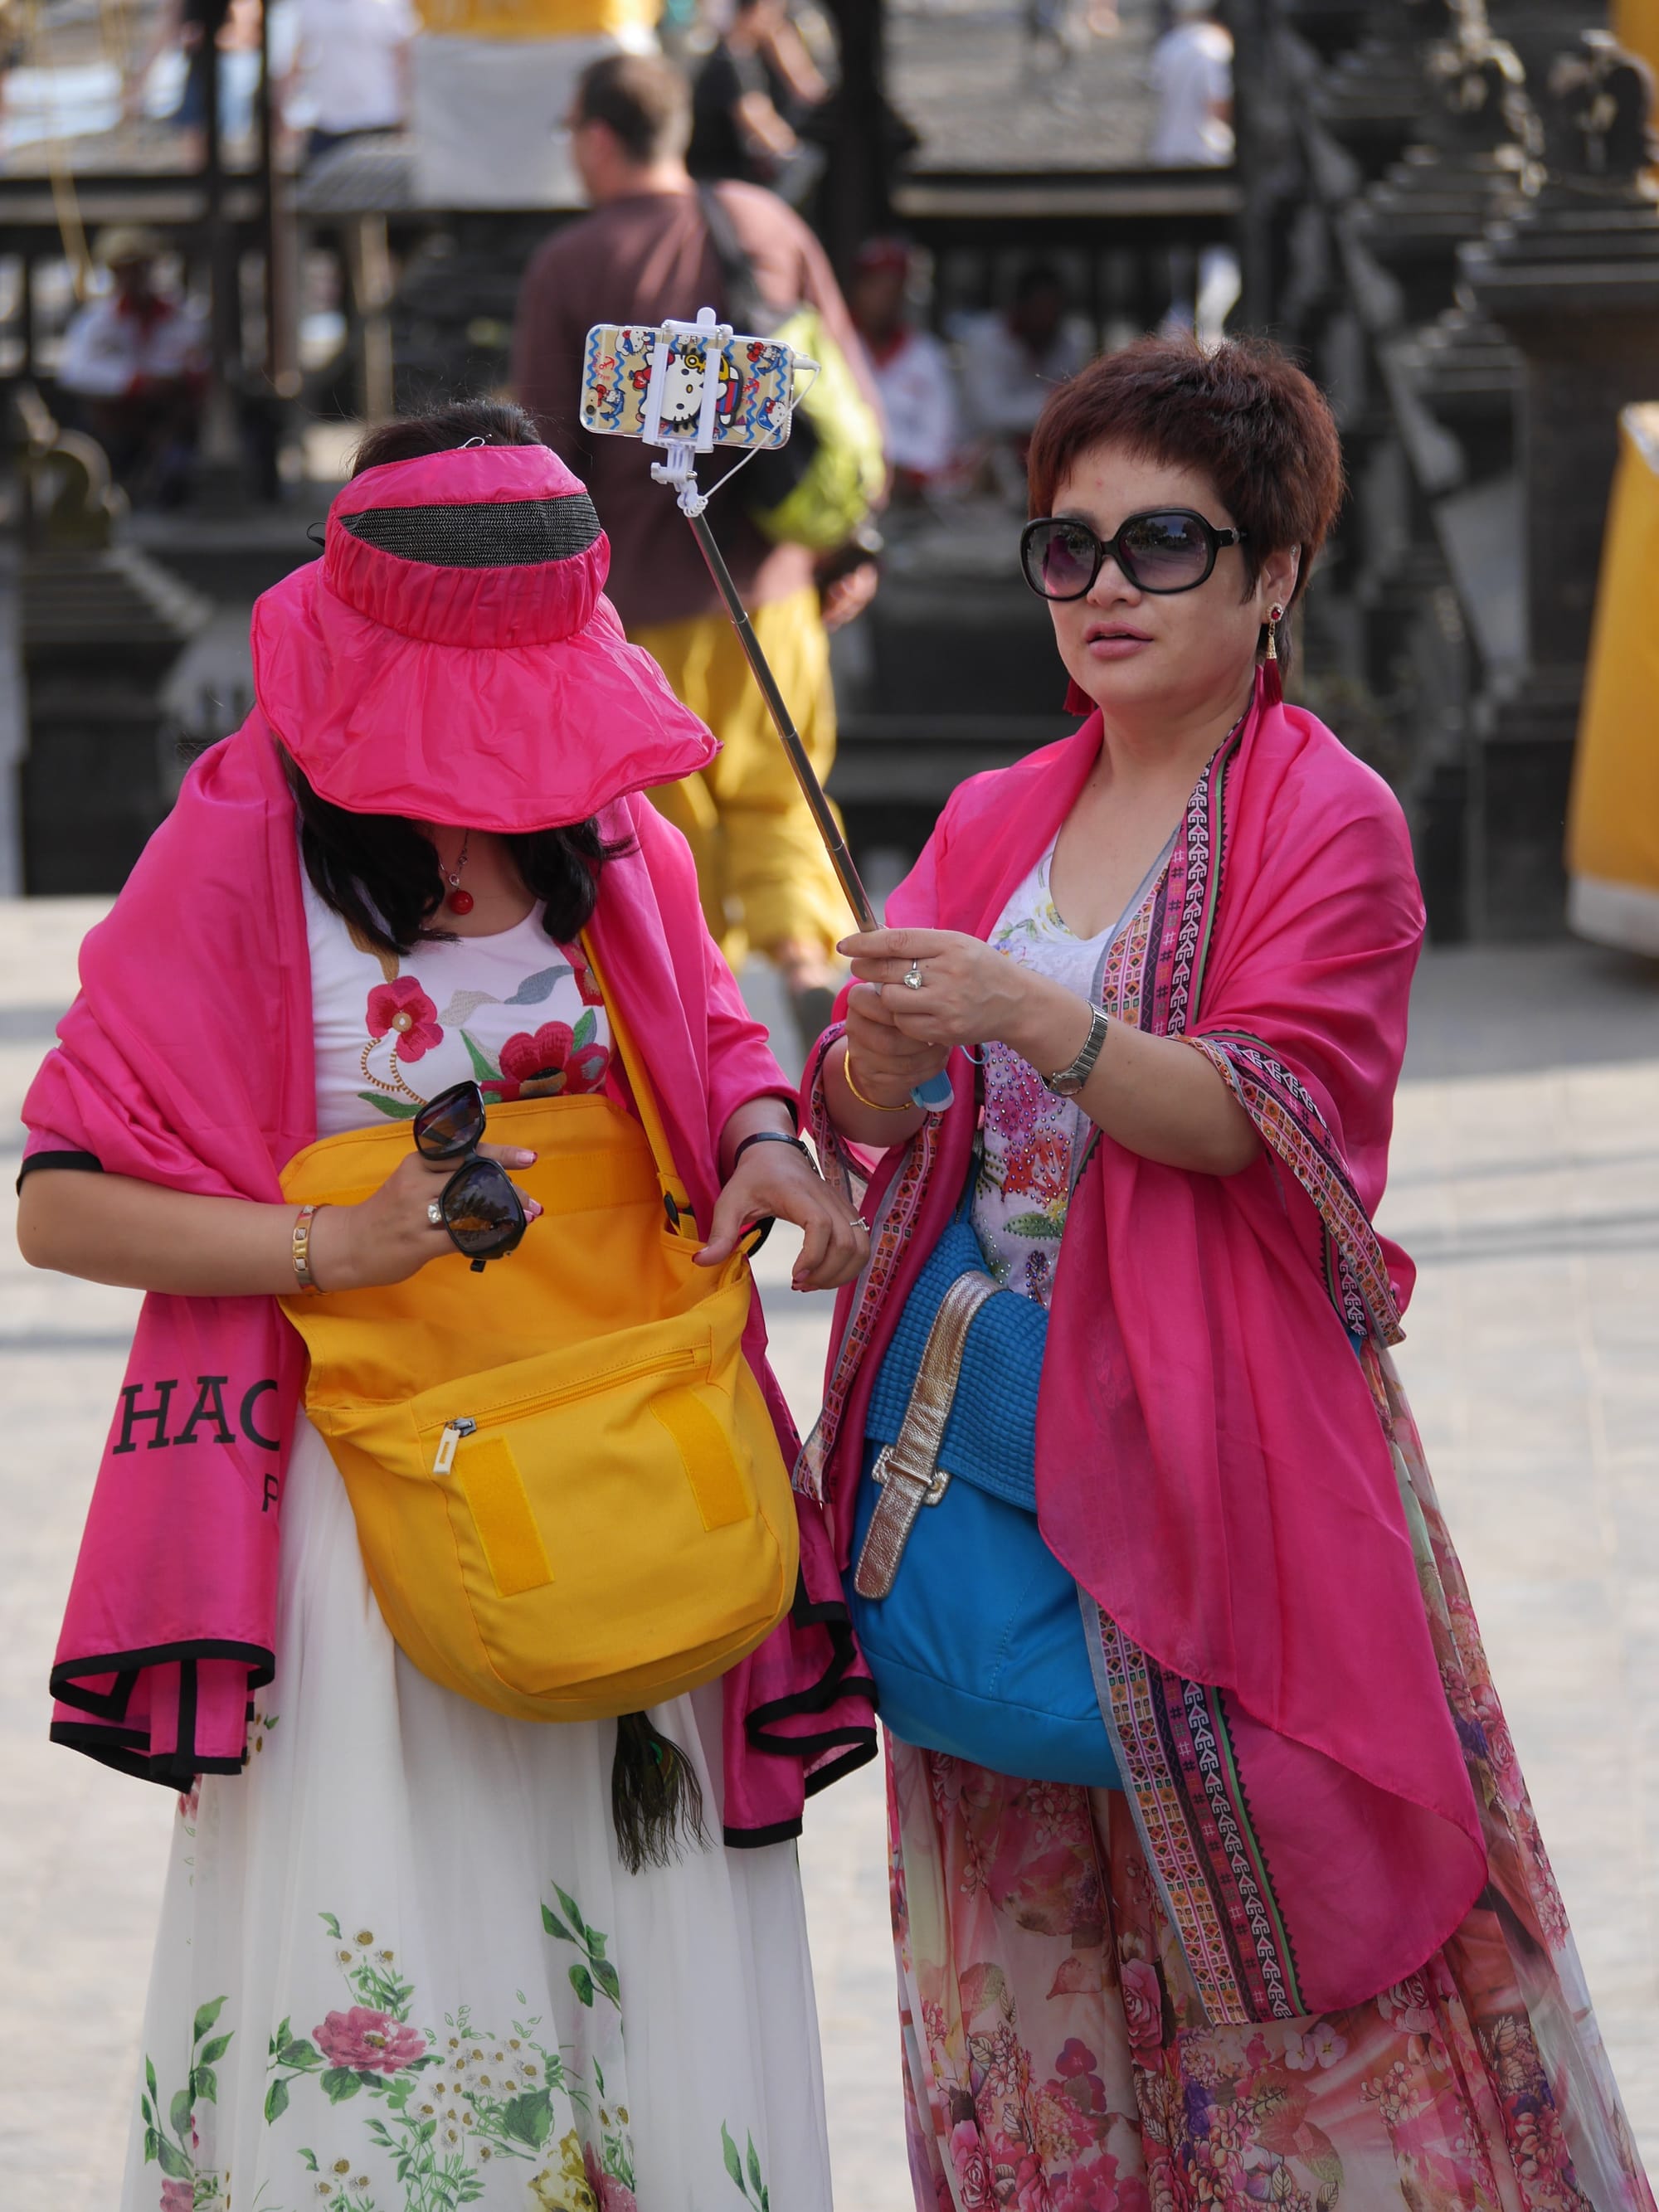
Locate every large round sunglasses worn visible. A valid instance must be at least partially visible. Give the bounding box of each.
[1020,508,1248,601]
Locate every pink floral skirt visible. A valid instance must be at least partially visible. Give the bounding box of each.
[888,1383,1655,2212]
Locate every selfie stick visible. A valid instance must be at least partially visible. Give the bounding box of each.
[635,309,953,1115]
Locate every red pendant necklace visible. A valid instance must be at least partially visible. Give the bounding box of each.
[444,829,474,916]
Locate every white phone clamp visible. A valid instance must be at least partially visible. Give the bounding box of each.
[640,306,815,519]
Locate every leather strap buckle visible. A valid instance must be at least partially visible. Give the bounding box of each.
[873,1443,951,1509]
[852,1271,997,1602]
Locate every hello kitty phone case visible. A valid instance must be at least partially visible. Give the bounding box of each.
[580,322,798,450]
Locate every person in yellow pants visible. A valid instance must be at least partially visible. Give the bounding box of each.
[631,585,847,1003]
[511,54,885,1055]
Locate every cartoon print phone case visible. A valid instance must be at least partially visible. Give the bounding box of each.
[581,323,797,450]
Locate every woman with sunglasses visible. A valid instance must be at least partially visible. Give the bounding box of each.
[802,336,1652,2210]
[16,402,877,2212]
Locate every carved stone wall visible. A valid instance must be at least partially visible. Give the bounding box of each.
[1258,0,1659,940]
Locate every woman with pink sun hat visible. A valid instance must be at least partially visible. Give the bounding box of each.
[17,399,874,2211]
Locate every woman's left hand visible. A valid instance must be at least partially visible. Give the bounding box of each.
[695,1139,870,1293]
[839,927,1033,1053]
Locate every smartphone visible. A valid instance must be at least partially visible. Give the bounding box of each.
[580,322,797,450]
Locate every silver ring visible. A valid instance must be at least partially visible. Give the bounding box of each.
[902,960,925,993]
[426,1200,445,1227]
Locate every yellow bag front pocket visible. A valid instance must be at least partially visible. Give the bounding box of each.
[458,1437,554,1597]
[316,1297,798,1721]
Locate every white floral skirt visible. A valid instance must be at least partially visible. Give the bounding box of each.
[121,1414,832,2212]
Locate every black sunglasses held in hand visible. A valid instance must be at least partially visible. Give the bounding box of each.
[1020,508,1248,601]
[413,1081,528,1272]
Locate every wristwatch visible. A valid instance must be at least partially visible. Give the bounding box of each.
[1041,1004,1110,1097]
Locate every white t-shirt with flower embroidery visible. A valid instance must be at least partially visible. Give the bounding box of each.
[302,871,611,1138]
[972,833,1172,1306]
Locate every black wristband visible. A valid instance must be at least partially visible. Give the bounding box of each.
[732,1130,811,1168]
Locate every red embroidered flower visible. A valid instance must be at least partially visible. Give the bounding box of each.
[1004,1126,1070,1200]
[496,1022,611,1101]
[365,978,441,1062]
[160,2182,194,2212]
[313,2005,426,2073]
[569,947,606,1007]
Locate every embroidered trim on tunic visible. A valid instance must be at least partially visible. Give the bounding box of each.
[1090,1606,1302,2025]
[1183,1030,1404,1345]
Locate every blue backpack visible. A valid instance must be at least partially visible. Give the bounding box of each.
[846,1199,1122,1788]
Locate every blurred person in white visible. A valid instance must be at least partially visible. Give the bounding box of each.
[57,226,208,505]
[287,0,416,163]
[848,237,961,497]
[955,264,1092,490]
[1149,0,1233,166]
[1149,0,1238,345]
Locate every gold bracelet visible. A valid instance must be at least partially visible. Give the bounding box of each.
[842,1048,916,1115]
[291,1203,326,1294]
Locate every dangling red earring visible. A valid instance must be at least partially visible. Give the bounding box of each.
[1262,605,1286,707]
[444,829,475,915]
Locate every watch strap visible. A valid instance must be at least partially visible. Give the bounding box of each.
[1042,1004,1110,1097]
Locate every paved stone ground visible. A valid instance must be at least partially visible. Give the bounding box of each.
[2,911,1658,2209]
[888,0,1159,173]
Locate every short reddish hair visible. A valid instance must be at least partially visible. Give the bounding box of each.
[1026,333,1345,609]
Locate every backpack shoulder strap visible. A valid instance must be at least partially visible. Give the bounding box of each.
[696,182,771,333]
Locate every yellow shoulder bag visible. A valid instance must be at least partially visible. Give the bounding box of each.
[279,941,798,1726]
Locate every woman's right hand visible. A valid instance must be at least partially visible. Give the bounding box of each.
[842,982,951,1106]
[307,1142,542,1292]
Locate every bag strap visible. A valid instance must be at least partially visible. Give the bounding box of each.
[696,182,772,334]
[578,933,698,1237]
[853,1271,998,1600]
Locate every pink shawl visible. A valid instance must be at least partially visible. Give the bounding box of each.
[25,716,873,1841]
[805,678,1486,2015]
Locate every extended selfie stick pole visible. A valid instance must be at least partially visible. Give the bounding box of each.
[642,327,952,1113]
[683,498,874,934]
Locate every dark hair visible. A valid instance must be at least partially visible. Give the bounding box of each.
[1025,333,1345,613]
[286,756,617,959]
[351,396,541,474]
[574,53,692,166]
[294,400,628,959]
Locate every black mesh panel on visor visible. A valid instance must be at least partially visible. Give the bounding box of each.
[341,496,602,567]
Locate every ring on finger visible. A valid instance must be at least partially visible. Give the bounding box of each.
[426,1200,445,1227]
[902,960,925,993]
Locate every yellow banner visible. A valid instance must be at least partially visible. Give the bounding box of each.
[1566,405,1659,945]
[416,0,656,38]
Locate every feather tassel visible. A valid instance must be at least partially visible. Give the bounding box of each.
[611,1710,708,1874]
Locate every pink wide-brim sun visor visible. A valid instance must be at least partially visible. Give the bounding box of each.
[251,443,718,831]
